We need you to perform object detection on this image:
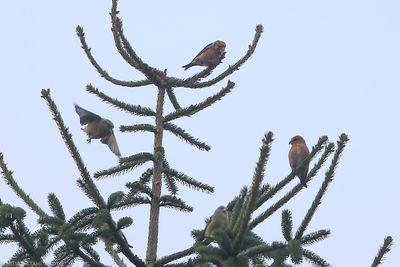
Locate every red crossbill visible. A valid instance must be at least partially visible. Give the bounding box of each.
[182,40,226,70]
[288,135,310,188]
[203,206,229,238]
[74,104,121,158]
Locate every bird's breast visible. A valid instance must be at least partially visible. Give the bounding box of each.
[84,121,112,139]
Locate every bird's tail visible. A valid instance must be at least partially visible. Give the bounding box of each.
[182,62,194,70]
[299,168,308,188]
[300,178,308,188]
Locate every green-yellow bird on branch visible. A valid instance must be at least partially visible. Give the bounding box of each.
[202,206,229,240]
[74,104,121,158]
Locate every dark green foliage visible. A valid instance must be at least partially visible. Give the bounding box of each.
[92,209,111,228]
[0,0,390,266]
[107,191,125,208]
[281,210,293,241]
[48,193,66,221]
[117,217,133,230]
[160,195,193,212]
[288,240,302,264]
[371,236,393,267]
[163,167,214,193]
[164,123,211,151]
[163,80,235,123]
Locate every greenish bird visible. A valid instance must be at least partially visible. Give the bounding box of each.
[203,206,229,239]
[100,222,133,248]
[74,104,121,157]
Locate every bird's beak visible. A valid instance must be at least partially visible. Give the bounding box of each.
[288,141,292,145]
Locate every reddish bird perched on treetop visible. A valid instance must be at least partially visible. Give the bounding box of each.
[288,135,310,188]
[182,40,226,70]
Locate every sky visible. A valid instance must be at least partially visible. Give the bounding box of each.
[1,0,399,266]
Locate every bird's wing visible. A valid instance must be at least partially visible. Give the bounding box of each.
[191,42,213,62]
[102,132,121,157]
[74,104,102,125]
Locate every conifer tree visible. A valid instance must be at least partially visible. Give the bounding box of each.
[0,1,393,266]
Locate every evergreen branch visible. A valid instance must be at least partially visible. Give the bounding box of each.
[164,123,211,151]
[109,1,146,72]
[126,181,153,197]
[300,229,330,246]
[255,136,328,210]
[159,195,193,212]
[48,193,65,221]
[193,245,225,265]
[4,251,25,267]
[105,244,128,267]
[0,154,47,217]
[302,249,331,267]
[288,240,303,264]
[68,207,99,230]
[171,66,217,86]
[163,168,214,193]
[94,160,150,179]
[243,231,265,248]
[51,245,74,266]
[138,168,153,184]
[81,245,100,262]
[119,152,155,164]
[75,179,104,209]
[76,26,151,88]
[295,134,349,239]
[110,2,163,85]
[0,234,15,244]
[120,123,156,133]
[250,183,303,230]
[234,132,274,253]
[86,84,156,116]
[306,142,335,181]
[75,248,107,267]
[281,210,293,241]
[41,89,106,209]
[170,24,263,89]
[155,247,195,267]
[167,87,182,110]
[117,217,133,230]
[162,160,178,195]
[229,187,248,231]
[8,220,47,265]
[239,242,286,258]
[113,195,151,210]
[212,230,233,254]
[371,236,393,267]
[164,80,235,122]
[163,173,178,196]
[104,218,146,267]
[106,191,125,209]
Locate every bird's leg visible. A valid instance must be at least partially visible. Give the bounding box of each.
[86,138,92,144]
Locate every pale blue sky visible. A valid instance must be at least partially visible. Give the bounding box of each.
[1,1,399,266]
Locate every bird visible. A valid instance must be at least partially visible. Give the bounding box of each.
[288,135,310,188]
[182,40,226,70]
[99,223,133,248]
[202,206,229,239]
[74,104,121,157]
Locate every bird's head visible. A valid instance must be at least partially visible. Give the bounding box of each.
[214,40,226,52]
[289,135,306,145]
[216,205,227,214]
[103,119,114,129]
